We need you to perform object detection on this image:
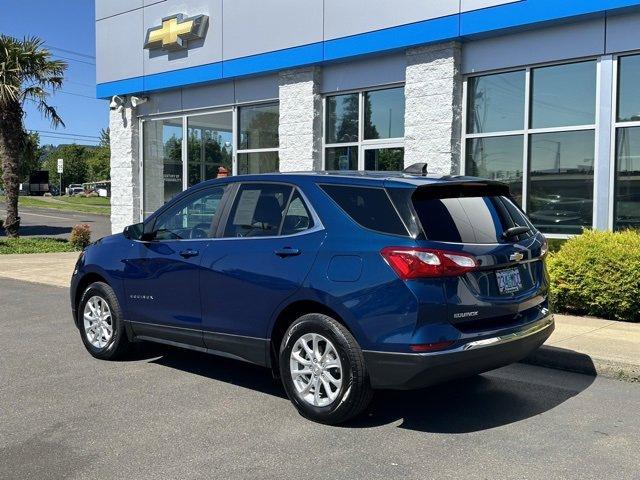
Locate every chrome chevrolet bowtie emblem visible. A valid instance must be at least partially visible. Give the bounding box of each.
[510,252,524,262]
[144,14,209,51]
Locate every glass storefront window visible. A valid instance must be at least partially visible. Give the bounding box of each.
[143,118,183,218]
[325,146,358,170]
[530,61,597,129]
[187,112,233,187]
[615,127,640,230]
[467,71,525,134]
[364,148,404,171]
[618,55,640,123]
[237,151,279,175]
[325,93,359,144]
[238,103,279,149]
[363,87,405,140]
[465,135,524,205]
[528,130,595,234]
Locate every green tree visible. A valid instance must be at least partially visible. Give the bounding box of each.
[85,145,110,182]
[42,144,89,187]
[0,35,66,237]
[20,132,41,181]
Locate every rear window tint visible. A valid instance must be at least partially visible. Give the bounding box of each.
[320,184,408,236]
[413,195,533,244]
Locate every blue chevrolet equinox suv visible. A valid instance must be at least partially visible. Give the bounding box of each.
[71,168,554,424]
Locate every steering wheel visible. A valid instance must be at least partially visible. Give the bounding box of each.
[189,223,211,239]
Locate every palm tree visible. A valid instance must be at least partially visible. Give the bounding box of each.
[0,35,66,237]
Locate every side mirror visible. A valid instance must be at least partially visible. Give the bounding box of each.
[123,222,146,241]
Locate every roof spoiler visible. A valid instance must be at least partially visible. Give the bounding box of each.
[413,181,511,200]
[403,162,428,176]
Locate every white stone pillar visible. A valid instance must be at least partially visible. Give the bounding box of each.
[404,42,463,175]
[278,67,322,172]
[109,102,140,234]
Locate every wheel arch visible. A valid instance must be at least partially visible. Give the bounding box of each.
[73,272,110,327]
[268,299,355,375]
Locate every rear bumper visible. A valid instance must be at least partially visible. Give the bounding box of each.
[363,315,554,390]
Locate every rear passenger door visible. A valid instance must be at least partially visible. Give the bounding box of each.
[199,182,326,362]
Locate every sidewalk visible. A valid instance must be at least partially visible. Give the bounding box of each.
[0,252,637,381]
[525,314,640,382]
[0,251,80,288]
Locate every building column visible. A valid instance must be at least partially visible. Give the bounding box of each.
[404,42,463,175]
[278,67,322,172]
[109,101,140,234]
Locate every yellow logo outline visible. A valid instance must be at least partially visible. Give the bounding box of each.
[144,14,209,51]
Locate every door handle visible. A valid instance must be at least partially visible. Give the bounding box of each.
[179,249,199,258]
[274,247,301,257]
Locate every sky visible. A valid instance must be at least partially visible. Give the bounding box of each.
[0,0,108,146]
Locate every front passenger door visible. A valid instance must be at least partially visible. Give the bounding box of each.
[123,185,227,346]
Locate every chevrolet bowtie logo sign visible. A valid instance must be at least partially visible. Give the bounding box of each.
[144,14,208,51]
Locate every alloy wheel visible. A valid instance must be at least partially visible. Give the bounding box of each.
[83,295,113,349]
[289,333,343,407]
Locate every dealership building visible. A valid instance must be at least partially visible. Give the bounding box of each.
[96,0,640,237]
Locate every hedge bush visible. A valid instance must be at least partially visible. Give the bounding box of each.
[69,223,92,250]
[548,229,640,322]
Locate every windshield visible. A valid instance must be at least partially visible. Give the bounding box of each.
[412,194,534,244]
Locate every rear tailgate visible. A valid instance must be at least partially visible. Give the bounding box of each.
[407,181,549,331]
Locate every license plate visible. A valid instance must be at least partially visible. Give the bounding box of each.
[496,267,522,294]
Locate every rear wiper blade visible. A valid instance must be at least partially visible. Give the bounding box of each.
[502,226,530,239]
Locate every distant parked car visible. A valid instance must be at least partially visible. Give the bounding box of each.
[70,169,553,424]
[66,184,84,196]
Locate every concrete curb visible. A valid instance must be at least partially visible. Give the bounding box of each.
[522,345,640,383]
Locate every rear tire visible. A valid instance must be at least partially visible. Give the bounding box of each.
[279,313,373,424]
[78,281,131,360]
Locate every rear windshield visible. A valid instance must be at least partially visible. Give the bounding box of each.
[412,194,533,244]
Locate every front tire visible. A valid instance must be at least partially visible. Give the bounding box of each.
[279,313,373,424]
[78,281,131,360]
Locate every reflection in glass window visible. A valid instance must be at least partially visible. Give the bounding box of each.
[466,136,524,205]
[325,93,359,144]
[615,127,640,230]
[528,131,595,234]
[530,61,597,128]
[153,186,226,240]
[237,151,279,175]
[364,148,404,171]
[224,183,292,238]
[467,71,525,134]
[617,55,640,123]
[238,103,279,149]
[281,190,314,236]
[143,118,183,218]
[325,146,358,170]
[364,87,405,140]
[187,112,233,187]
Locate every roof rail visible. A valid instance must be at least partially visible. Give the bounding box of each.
[403,162,428,176]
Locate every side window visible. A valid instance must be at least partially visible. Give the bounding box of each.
[224,183,293,238]
[281,190,314,236]
[153,186,226,240]
[320,184,408,236]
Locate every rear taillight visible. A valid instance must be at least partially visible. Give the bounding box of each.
[380,247,478,279]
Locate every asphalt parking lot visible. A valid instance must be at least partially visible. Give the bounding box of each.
[0,205,111,240]
[1,278,639,480]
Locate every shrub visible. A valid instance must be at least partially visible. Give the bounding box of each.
[69,223,91,250]
[548,229,640,322]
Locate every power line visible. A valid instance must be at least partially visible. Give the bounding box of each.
[29,129,101,139]
[47,45,95,60]
[37,134,99,144]
[54,90,100,100]
[53,55,96,66]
